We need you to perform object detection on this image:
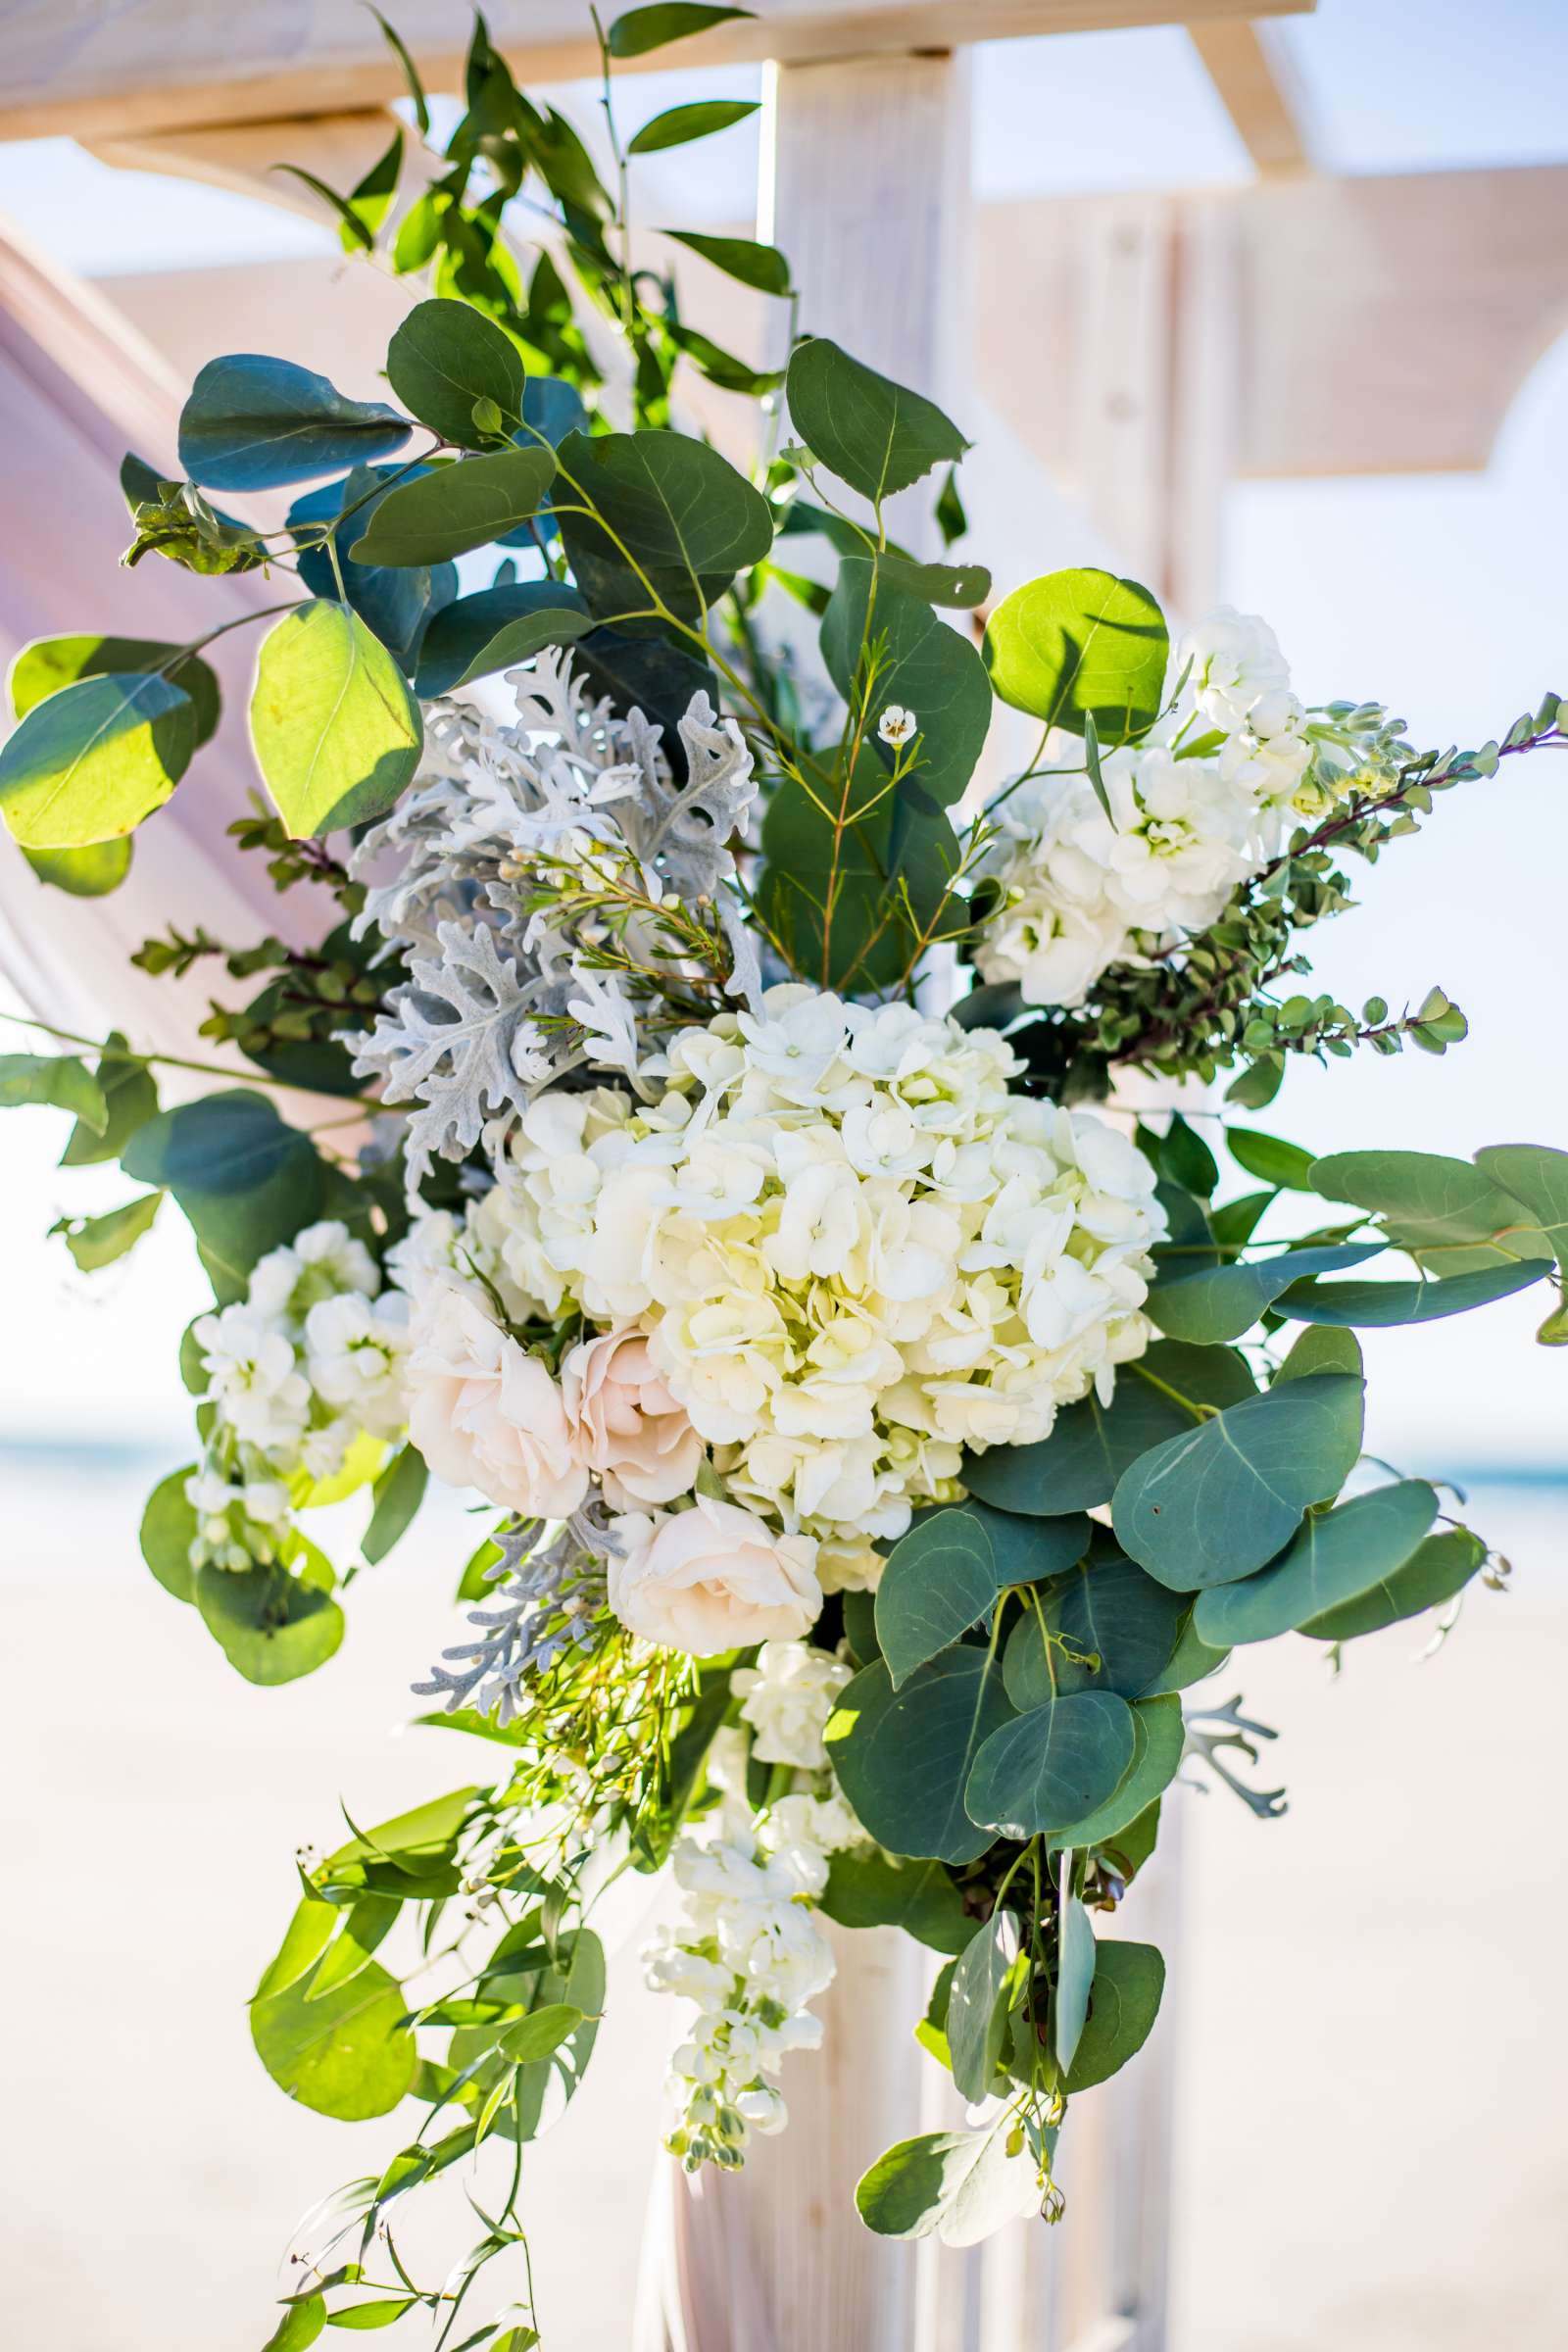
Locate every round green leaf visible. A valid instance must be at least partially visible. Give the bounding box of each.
[196,1560,345,1686]
[826,1649,1013,1865]
[962,1342,1251,1517]
[856,2116,1039,2246]
[1474,1143,1568,1271]
[0,672,194,847]
[626,98,760,155]
[1298,1526,1487,1642]
[1062,1940,1165,2092]
[386,297,526,449]
[1141,1611,1230,1695]
[1194,1480,1439,1647]
[983,567,1168,746]
[178,354,411,490]
[251,1949,415,2118]
[1149,1243,1385,1345]
[139,1463,199,1602]
[875,1505,998,1688]
[1111,1372,1364,1591]
[555,427,773,623]
[965,1690,1136,1839]
[1310,1147,1544,1274]
[22,837,133,896]
[819,557,992,811]
[818,1849,974,1955]
[250,602,421,837]
[786,336,969,505]
[122,1092,329,1285]
[348,447,558,567]
[1004,1554,1185,1703]
[956,1500,1093,1585]
[1047,1693,1185,1850]
[413,582,591,698]
[10,633,220,745]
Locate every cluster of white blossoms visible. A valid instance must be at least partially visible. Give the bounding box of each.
[645,1647,864,2170]
[975,607,1322,1008]
[396,984,1163,1640]
[186,1221,410,1573]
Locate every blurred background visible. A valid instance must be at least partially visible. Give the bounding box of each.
[0,2,1564,2347]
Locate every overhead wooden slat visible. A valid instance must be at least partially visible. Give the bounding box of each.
[0,0,1314,142]
[1187,18,1314,175]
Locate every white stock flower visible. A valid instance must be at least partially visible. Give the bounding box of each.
[304,1291,411,1440]
[404,1273,588,1518]
[731,1640,854,1770]
[195,1305,311,1454]
[247,1220,379,1328]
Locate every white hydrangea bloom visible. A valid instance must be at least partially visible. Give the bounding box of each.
[466,987,1164,1546]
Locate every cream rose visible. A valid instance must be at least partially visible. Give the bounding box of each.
[608,1496,822,1656]
[405,1275,587,1518]
[561,1327,703,1509]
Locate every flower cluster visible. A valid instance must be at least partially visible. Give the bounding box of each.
[975,607,1325,1008]
[645,1644,864,2170]
[411,986,1163,1599]
[186,1221,408,1572]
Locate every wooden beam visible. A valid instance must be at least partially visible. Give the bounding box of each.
[0,1,1315,143]
[1188,18,1314,176]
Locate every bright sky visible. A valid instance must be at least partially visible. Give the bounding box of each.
[1,0,1565,1471]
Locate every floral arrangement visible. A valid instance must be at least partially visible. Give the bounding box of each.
[3,10,1565,2343]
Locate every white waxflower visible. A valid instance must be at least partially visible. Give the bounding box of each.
[196,1305,311,1454]
[877,704,917,747]
[731,1640,854,1770]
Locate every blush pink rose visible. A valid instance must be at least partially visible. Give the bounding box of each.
[562,1328,704,1509]
[608,1496,822,1656]
[406,1276,587,1518]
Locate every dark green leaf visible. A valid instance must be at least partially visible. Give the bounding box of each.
[1157,1113,1218,1197]
[819,556,992,812]
[872,553,991,608]
[1111,1373,1365,1591]
[961,1341,1250,1516]
[386,298,526,448]
[825,1649,1012,1865]
[1063,1940,1164,2092]
[787,337,968,505]
[61,1031,158,1164]
[1140,1613,1230,1695]
[1194,1480,1439,1646]
[1275,1324,1363,1382]
[197,1561,345,1686]
[1279,1259,1548,1326]
[627,99,760,154]
[10,633,220,745]
[0,672,194,848]
[555,427,772,622]
[818,1849,973,1954]
[608,5,755,56]
[413,583,591,697]
[251,602,421,835]
[179,354,410,490]
[288,466,454,670]
[955,1500,1093,1585]
[1004,1553,1185,1703]
[1149,1243,1384,1345]
[123,1091,329,1283]
[965,1690,1136,1838]
[572,627,718,749]
[349,448,557,566]
[1047,1694,1184,1850]
[663,228,790,295]
[1298,1526,1487,1642]
[875,1505,998,1688]
[983,567,1168,747]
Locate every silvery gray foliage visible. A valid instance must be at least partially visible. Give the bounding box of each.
[349,920,558,1192]
[413,1514,610,1726]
